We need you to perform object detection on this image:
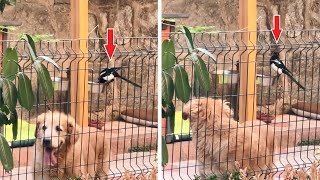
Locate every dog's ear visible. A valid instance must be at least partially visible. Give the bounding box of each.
[67,121,79,145]
[222,100,233,118]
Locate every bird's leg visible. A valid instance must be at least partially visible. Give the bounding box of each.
[102,84,107,92]
[272,74,281,86]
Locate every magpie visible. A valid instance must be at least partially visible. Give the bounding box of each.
[270,52,305,90]
[98,67,142,88]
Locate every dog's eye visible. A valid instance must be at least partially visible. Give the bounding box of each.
[56,126,62,132]
[42,125,47,131]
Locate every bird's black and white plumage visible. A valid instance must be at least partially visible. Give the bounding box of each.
[270,52,305,90]
[98,67,142,88]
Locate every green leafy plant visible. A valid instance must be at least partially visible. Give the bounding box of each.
[30,34,54,42]
[162,18,176,23]
[0,25,16,31]
[208,174,218,180]
[0,34,58,172]
[177,25,217,33]
[0,0,15,13]
[298,139,320,146]
[161,26,216,166]
[222,170,241,180]
[128,145,157,152]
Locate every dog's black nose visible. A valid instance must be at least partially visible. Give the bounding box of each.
[182,112,189,120]
[43,138,52,147]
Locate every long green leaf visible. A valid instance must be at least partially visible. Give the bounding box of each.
[17,72,34,110]
[162,72,174,103]
[21,34,37,61]
[193,71,199,97]
[0,111,9,126]
[0,79,4,107]
[167,102,175,133]
[162,107,166,118]
[192,54,210,91]
[38,56,60,71]
[162,39,176,73]
[10,109,18,140]
[181,26,194,53]
[161,136,168,166]
[196,47,217,63]
[1,105,9,115]
[33,61,54,98]
[3,48,19,81]
[0,134,14,172]
[174,65,191,103]
[2,79,17,111]
[162,98,167,108]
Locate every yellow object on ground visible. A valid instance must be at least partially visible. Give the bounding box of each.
[4,120,36,142]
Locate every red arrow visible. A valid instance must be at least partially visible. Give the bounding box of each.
[271,15,282,43]
[104,28,117,61]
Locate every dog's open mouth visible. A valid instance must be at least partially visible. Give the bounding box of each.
[44,147,57,167]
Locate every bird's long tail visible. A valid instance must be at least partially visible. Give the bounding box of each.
[285,72,305,90]
[115,72,142,88]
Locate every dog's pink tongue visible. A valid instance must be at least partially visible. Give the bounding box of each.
[44,148,57,167]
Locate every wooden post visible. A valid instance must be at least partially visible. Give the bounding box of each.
[70,0,89,127]
[0,31,2,58]
[0,31,2,135]
[238,0,257,123]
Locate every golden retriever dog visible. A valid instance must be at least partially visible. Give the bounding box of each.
[33,111,111,179]
[182,98,279,178]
